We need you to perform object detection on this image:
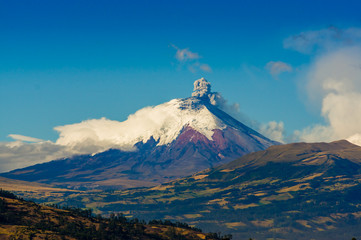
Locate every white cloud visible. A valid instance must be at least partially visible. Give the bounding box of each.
[259,121,285,143]
[280,26,361,145]
[265,61,293,78]
[293,125,333,143]
[171,44,212,73]
[284,26,361,54]
[295,47,361,144]
[8,134,44,143]
[174,47,200,62]
[0,141,75,172]
[199,63,212,72]
[347,133,361,146]
[54,117,138,153]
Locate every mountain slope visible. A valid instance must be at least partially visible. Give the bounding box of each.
[0,190,232,240]
[22,140,361,240]
[2,78,277,189]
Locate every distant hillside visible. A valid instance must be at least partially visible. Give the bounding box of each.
[12,140,361,240]
[0,189,232,240]
[5,140,361,239]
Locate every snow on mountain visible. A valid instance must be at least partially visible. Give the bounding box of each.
[55,97,226,151]
[54,78,255,154]
[2,78,278,189]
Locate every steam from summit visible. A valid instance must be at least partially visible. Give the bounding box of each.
[191,78,224,106]
[192,78,212,98]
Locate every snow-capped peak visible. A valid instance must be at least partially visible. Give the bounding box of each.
[53,78,272,155]
[55,82,226,153]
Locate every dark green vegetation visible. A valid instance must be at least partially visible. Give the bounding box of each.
[0,190,231,240]
[5,140,361,239]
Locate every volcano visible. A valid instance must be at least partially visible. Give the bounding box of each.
[2,78,278,189]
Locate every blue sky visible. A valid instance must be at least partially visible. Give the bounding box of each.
[1,0,361,143]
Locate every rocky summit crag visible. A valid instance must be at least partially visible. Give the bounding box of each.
[2,78,277,189]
